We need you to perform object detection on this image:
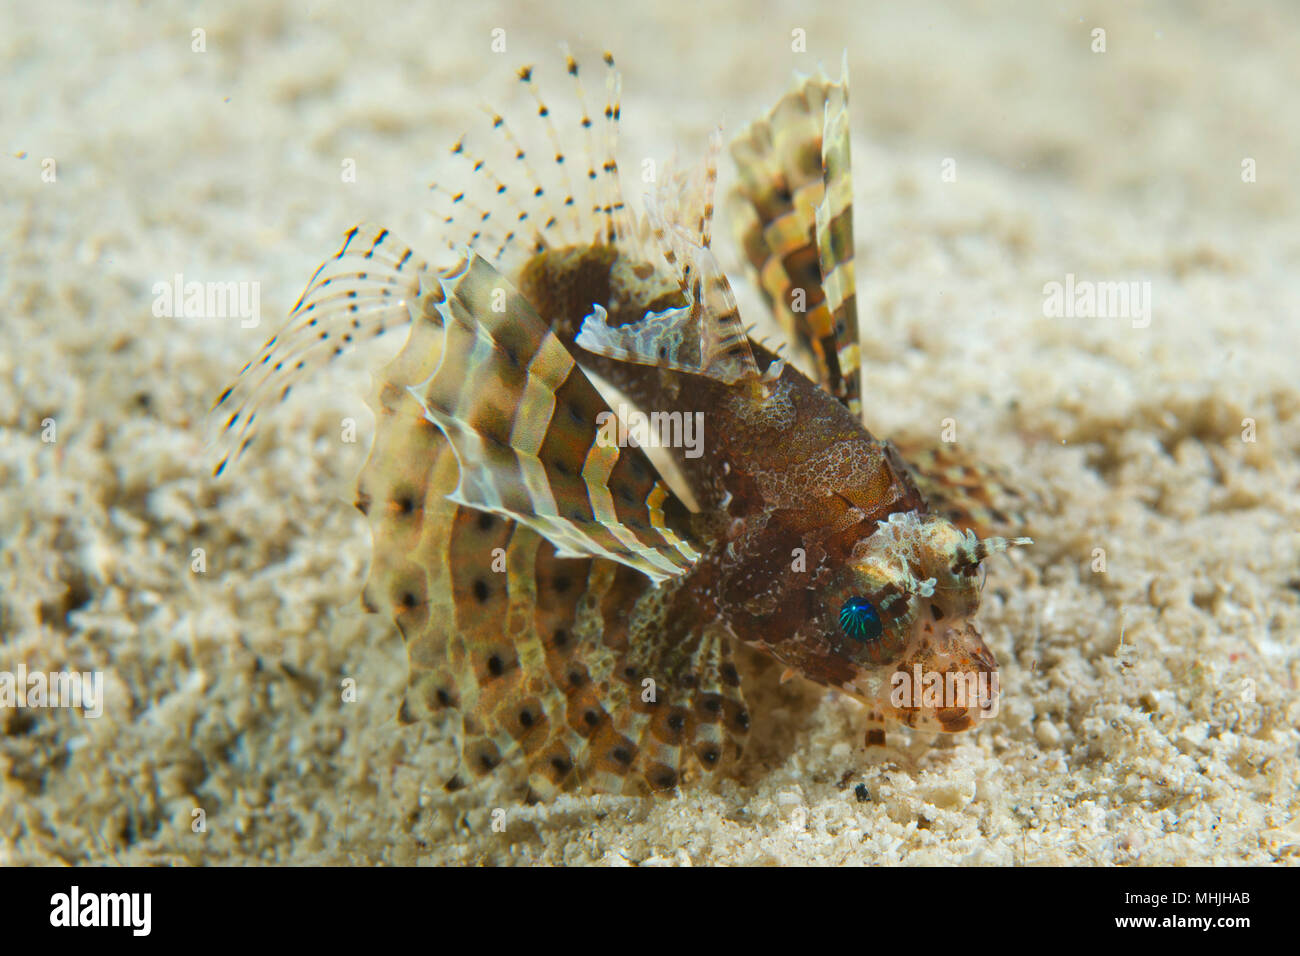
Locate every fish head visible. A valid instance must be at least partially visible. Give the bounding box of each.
[810,511,1030,732]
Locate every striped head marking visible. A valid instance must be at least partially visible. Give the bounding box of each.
[809,512,1031,732]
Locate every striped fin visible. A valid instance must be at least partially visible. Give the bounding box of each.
[210,223,425,477]
[357,296,748,797]
[814,54,860,415]
[729,56,860,412]
[409,251,699,584]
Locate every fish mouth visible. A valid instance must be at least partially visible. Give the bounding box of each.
[885,620,1001,732]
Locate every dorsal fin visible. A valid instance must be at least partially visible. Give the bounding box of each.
[430,50,639,273]
[813,53,860,414]
[729,54,860,413]
[575,135,759,385]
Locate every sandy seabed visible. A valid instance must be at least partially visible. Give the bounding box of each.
[2,0,1298,865]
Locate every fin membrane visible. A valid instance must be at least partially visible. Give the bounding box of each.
[388,508,750,798]
[890,438,1032,540]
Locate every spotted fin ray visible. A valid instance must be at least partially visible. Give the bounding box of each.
[730,54,860,413]
[210,224,426,477]
[409,251,699,583]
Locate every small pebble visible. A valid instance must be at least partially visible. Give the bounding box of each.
[1035,719,1061,747]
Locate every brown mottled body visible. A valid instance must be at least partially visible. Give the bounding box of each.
[522,244,931,695]
[519,240,1011,734]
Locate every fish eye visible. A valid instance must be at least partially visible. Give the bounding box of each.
[839,596,883,643]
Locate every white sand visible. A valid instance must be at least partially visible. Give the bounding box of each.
[2,0,1297,864]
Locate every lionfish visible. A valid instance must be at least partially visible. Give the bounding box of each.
[212,49,1031,798]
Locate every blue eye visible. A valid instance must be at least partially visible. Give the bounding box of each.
[839,597,883,642]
